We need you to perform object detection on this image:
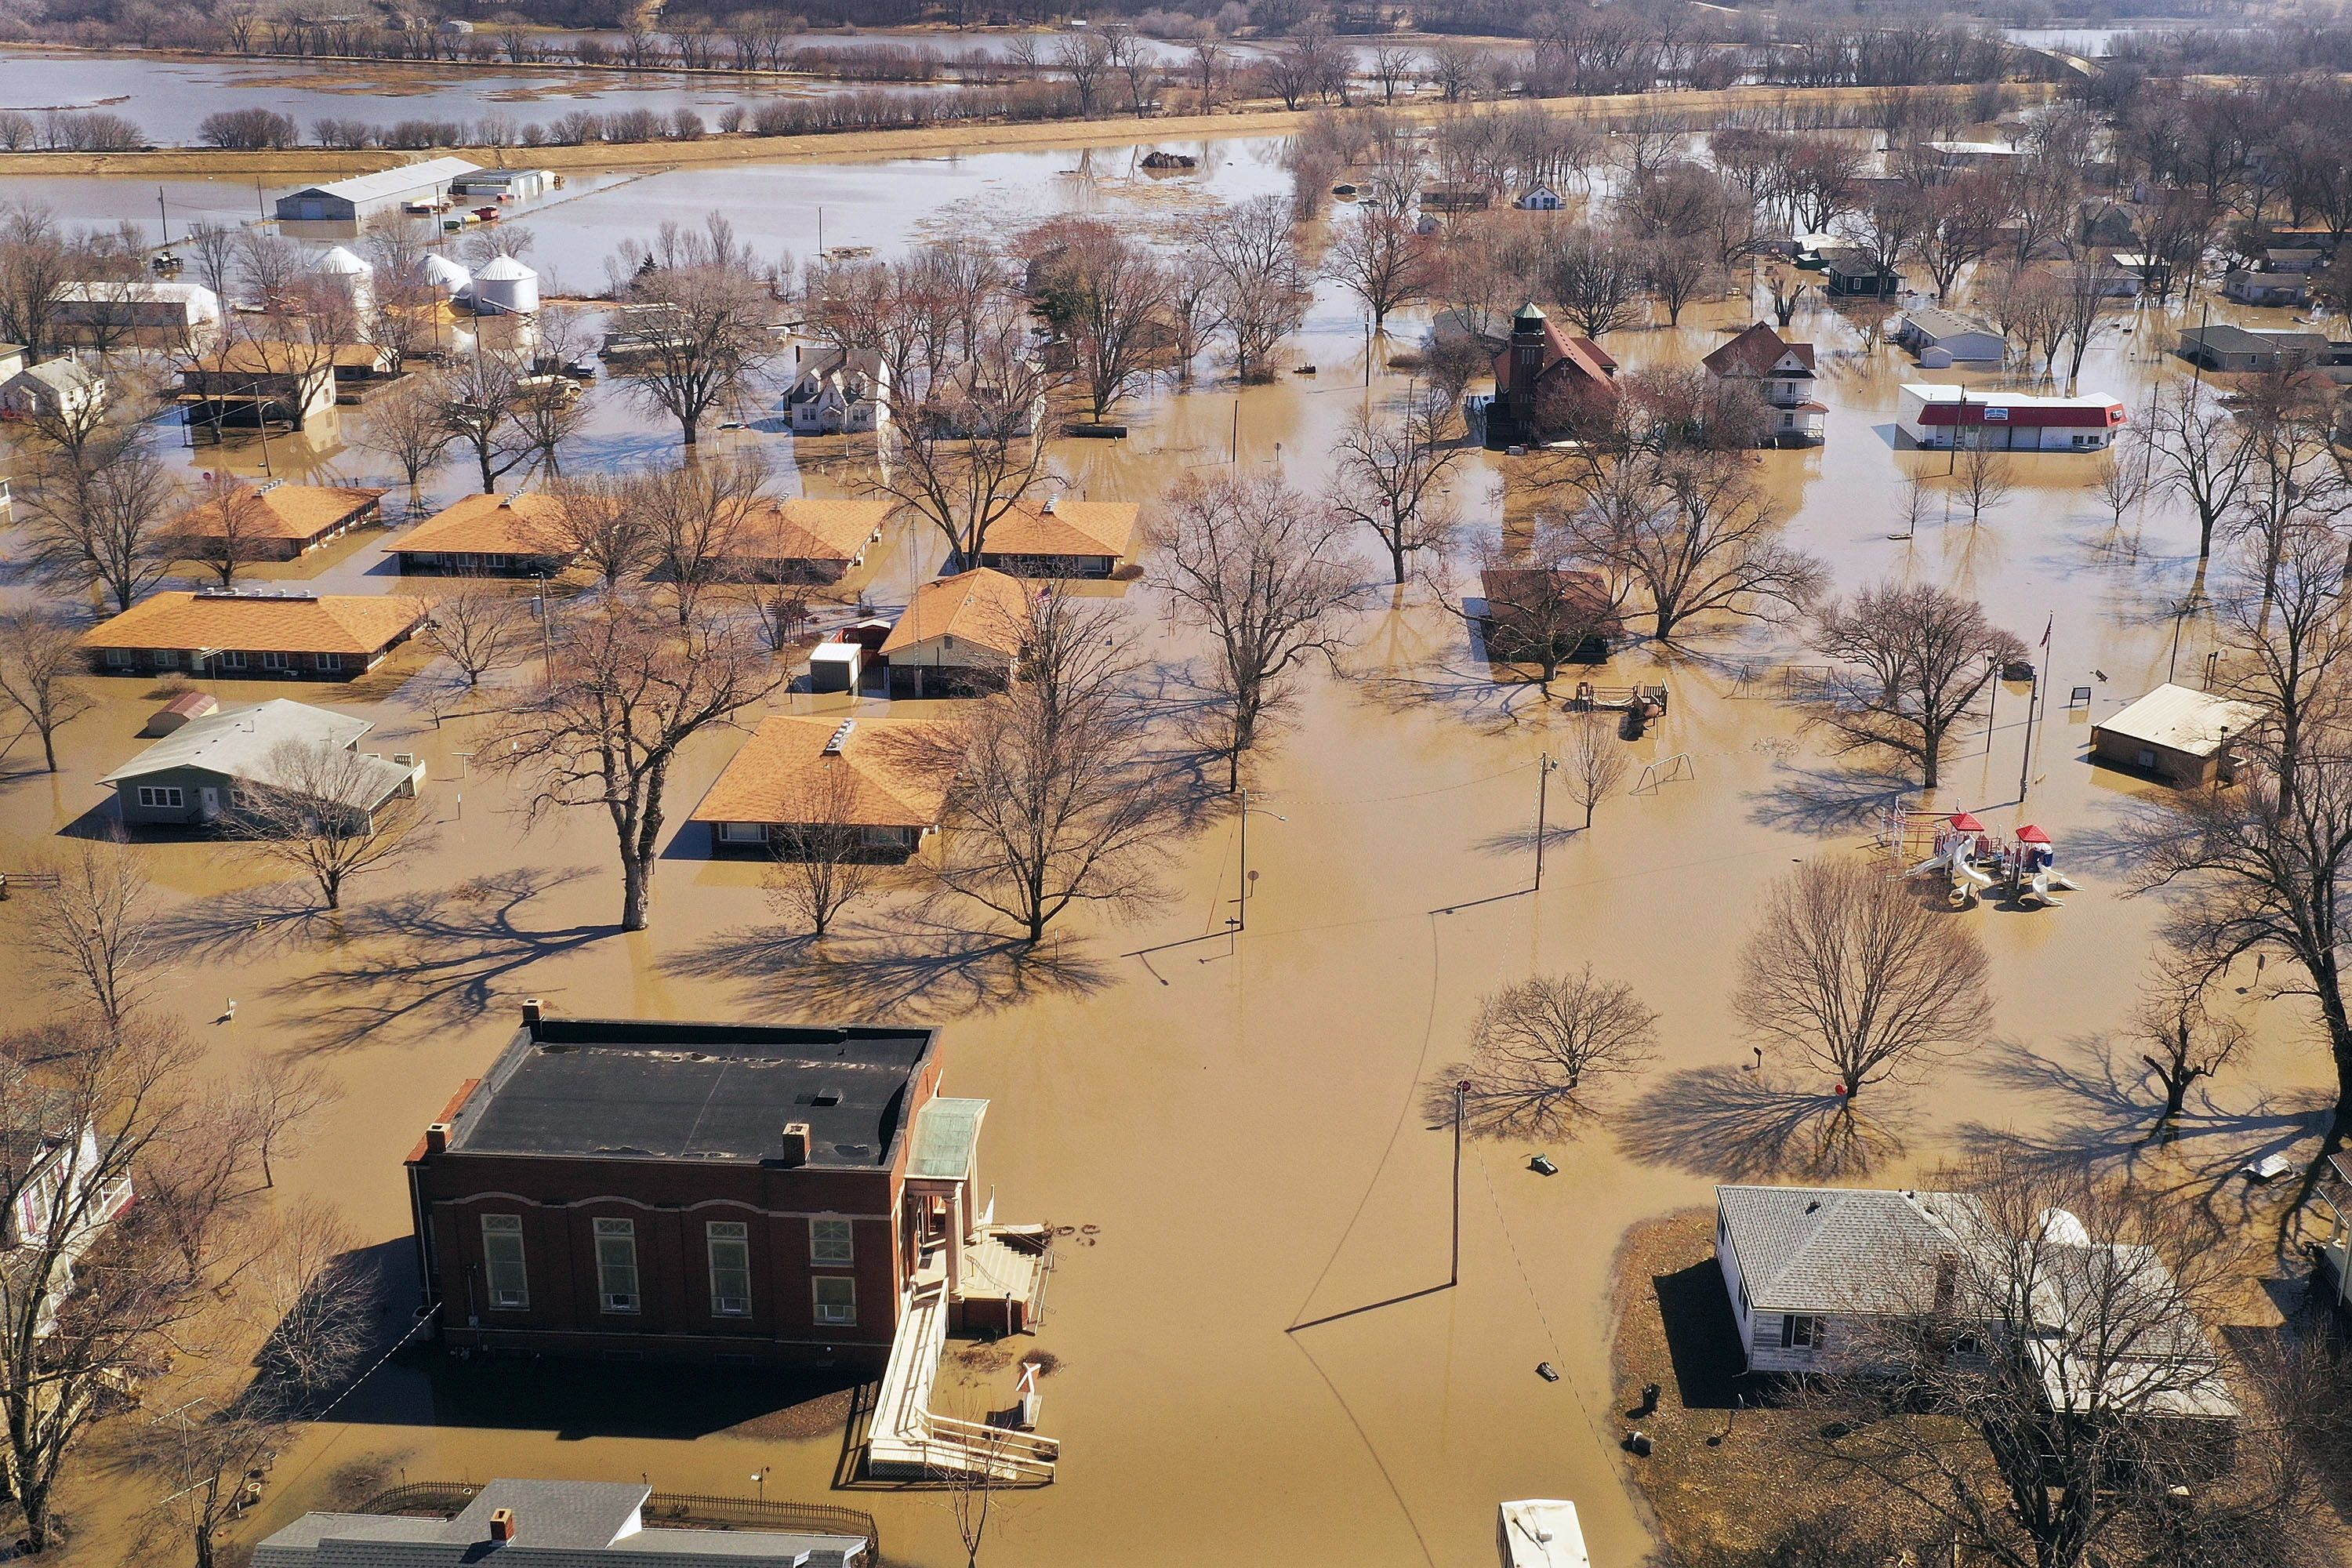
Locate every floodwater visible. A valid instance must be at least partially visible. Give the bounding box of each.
[0,47,960,147]
[0,130,2340,1568]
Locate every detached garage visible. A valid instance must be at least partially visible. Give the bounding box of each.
[2091,684,2265,789]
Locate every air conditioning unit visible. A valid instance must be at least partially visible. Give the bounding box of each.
[714,1296,748,1316]
[604,1293,636,1312]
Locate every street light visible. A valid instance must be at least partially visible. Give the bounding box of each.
[1225,789,1287,934]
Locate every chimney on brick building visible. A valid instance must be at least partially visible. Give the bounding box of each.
[425,1123,448,1155]
[779,1122,811,1167]
[488,1507,517,1543]
[521,998,543,1027]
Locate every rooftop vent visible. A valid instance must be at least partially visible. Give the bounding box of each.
[822,719,856,755]
[1040,494,1057,514]
[1805,1199,1820,1214]
[192,586,316,601]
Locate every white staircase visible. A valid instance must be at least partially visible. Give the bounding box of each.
[864,1247,1058,1485]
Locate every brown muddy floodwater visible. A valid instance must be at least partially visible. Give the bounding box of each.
[0,136,2340,1568]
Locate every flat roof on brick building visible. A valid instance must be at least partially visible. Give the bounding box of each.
[441,1017,938,1169]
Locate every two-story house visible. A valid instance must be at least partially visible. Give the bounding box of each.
[784,344,889,436]
[1700,323,1825,446]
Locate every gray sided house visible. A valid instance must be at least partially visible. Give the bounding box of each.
[1715,1184,1987,1373]
[100,698,420,829]
[253,1479,867,1567]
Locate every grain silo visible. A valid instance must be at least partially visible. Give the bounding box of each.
[419,252,473,301]
[311,245,375,315]
[471,253,539,318]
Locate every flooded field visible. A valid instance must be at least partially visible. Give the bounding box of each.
[0,47,960,147]
[0,127,2339,1568]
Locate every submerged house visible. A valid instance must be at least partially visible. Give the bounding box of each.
[2089,683,2265,789]
[784,344,888,436]
[167,482,387,562]
[973,498,1138,579]
[389,492,573,575]
[1896,384,2127,451]
[79,589,433,680]
[1481,303,1619,452]
[877,568,1033,699]
[100,697,421,829]
[405,1005,1051,1379]
[252,1479,869,1567]
[1700,323,1825,446]
[711,498,895,585]
[691,715,958,856]
[0,1107,135,1340]
[1477,567,1621,666]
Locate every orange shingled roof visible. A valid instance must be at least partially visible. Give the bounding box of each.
[82,591,433,655]
[717,498,895,565]
[394,492,572,558]
[979,499,1138,561]
[171,484,387,543]
[690,716,960,829]
[879,568,1033,659]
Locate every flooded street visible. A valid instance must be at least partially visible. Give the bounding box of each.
[0,125,2338,1568]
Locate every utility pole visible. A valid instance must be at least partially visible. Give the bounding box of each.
[2018,669,2037,800]
[1229,399,1239,464]
[1947,387,1969,476]
[1534,751,1556,889]
[1984,655,1998,754]
[1450,1080,1468,1287]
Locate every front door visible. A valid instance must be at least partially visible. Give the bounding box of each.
[198,787,220,820]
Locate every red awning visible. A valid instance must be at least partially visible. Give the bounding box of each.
[2016,823,2052,844]
[1949,811,1985,833]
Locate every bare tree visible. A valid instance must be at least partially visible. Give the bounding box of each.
[1811,581,2025,789]
[2131,955,2249,1134]
[1734,854,1990,1107]
[607,214,782,447]
[30,835,161,1036]
[1025,220,1173,423]
[357,371,456,517]
[1151,473,1365,792]
[1763,263,1809,328]
[1192,196,1311,383]
[1562,450,1824,644]
[532,472,652,589]
[176,472,275,589]
[915,593,1180,944]
[2096,438,2152,535]
[437,346,539,495]
[18,420,180,613]
[0,610,94,772]
[764,762,888,940]
[422,583,532,689]
[1323,204,1432,336]
[232,736,435,912]
[632,452,771,626]
[2127,521,2352,1149]
[1563,711,1627,830]
[237,1055,339,1192]
[2145,380,2252,564]
[1442,966,1657,1136]
[485,596,786,931]
[0,1011,234,1555]
[1331,390,1465,586]
[1954,433,2016,525]
[1549,226,1642,340]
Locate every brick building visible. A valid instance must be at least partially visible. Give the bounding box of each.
[406,1007,1035,1372]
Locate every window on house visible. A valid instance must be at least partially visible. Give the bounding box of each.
[260,651,290,671]
[811,1218,854,1266]
[314,652,343,673]
[1781,1313,1824,1349]
[813,1275,857,1327]
[103,648,131,667]
[707,1221,751,1317]
[136,786,185,809]
[153,649,179,669]
[220,650,248,670]
[594,1218,639,1312]
[482,1214,528,1309]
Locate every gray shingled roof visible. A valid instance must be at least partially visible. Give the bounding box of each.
[252,1479,866,1566]
[97,699,412,811]
[1718,1185,1987,1314]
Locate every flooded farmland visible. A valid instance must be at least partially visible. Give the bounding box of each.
[0,124,2339,1568]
